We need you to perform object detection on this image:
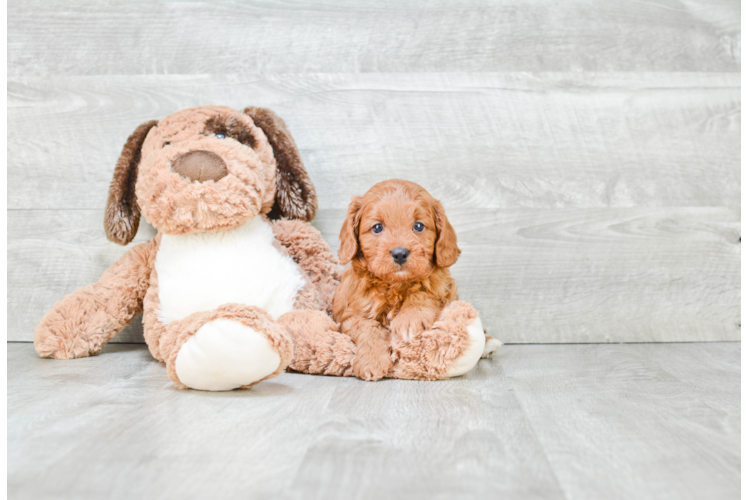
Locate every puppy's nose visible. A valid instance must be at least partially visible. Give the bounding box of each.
[391,247,410,265]
[171,150,228,182]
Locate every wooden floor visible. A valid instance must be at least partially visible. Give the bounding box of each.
[8,342,740,500]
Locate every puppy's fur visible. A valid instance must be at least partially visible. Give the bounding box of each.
[333,180,464,381]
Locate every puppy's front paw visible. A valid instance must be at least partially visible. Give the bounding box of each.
[390,310,434,341]
[352,342,393,381]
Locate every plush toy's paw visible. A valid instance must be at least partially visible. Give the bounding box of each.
[35,324,91,360]
[34,289,111,360]
[174,319,282,391]
[445,317,486,378]
[482,335,502,358]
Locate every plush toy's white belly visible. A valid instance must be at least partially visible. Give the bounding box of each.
[155,217,305,325]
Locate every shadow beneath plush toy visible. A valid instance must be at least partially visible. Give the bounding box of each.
[174,380,296,398]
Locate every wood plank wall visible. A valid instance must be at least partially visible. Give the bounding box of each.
[8,1,740,343]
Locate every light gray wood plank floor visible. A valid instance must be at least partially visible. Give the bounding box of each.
[8,342,740,500]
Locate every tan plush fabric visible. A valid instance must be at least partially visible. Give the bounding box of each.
[135,108,276,237]
[270,218,340,316]
[389,301,477,380]
[102,105,317,246]
[279,310,355,377]
[34,237,160,359]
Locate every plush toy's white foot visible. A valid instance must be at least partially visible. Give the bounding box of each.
[446,317,486,378]
[482,336,502,358]
[174,318,282,391]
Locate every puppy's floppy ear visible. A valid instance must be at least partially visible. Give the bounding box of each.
[338,196,363,266]
[104,120,158,245]
[432,199,460,268]
[244,107,317,222]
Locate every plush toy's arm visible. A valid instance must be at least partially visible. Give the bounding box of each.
[34,237,160,359]
[269,218,340,315]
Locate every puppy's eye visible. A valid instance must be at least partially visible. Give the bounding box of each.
[372,223,384,234]
[414,222,425,232]
[164,142,171,147]
[215,133,226,139]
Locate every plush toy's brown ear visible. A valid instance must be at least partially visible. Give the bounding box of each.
[243,107,317,222]
[104,120,158,245]
[338,196,363,266]
[432,199,461,268]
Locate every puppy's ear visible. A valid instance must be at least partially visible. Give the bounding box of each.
[433,199,460,268]
[244,107,317,222]
[105,120,158,245]
[338,196,363,266]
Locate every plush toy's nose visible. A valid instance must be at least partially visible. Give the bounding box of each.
[391,247,410,265]
[171,150,228,182]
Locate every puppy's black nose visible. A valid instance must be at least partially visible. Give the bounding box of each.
[391,247,410,265]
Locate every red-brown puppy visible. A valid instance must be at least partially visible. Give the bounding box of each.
[333,179,466,381]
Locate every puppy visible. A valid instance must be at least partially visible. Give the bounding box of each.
[333,179,499,381]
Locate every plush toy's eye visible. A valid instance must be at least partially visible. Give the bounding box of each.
[414,222,425,232]
[372,223,384,234]
[215,133,226,139]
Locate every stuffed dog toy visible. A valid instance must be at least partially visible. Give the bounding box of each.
[34,105,359,391]
[333,179,501,381]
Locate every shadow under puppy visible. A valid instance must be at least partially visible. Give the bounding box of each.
[334,179,501,381]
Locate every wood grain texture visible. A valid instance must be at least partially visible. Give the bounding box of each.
[739,242,748,332]
[500,342,741,500]
[9,210,157,344]
[8,1,741,345]
[7,342,740,500]
[8,73,740,210]
[10,207,739,343]
[7,0,740,76]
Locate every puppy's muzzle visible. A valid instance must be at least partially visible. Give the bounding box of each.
[171,150,228,183]
[391,247,410,265]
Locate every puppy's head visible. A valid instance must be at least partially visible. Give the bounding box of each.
[104,105,317,244]
[339,180,460,282]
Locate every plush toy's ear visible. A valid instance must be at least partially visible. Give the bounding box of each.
[243,107,317,222]
[104,120,158,245]
[432,199,460,268]
[338,196,363,266]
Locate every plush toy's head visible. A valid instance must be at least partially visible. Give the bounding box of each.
[104,105,317,245]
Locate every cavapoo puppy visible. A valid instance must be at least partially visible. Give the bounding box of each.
[333,179,500,381]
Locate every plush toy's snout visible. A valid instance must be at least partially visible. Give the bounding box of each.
[171,150,228,183]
